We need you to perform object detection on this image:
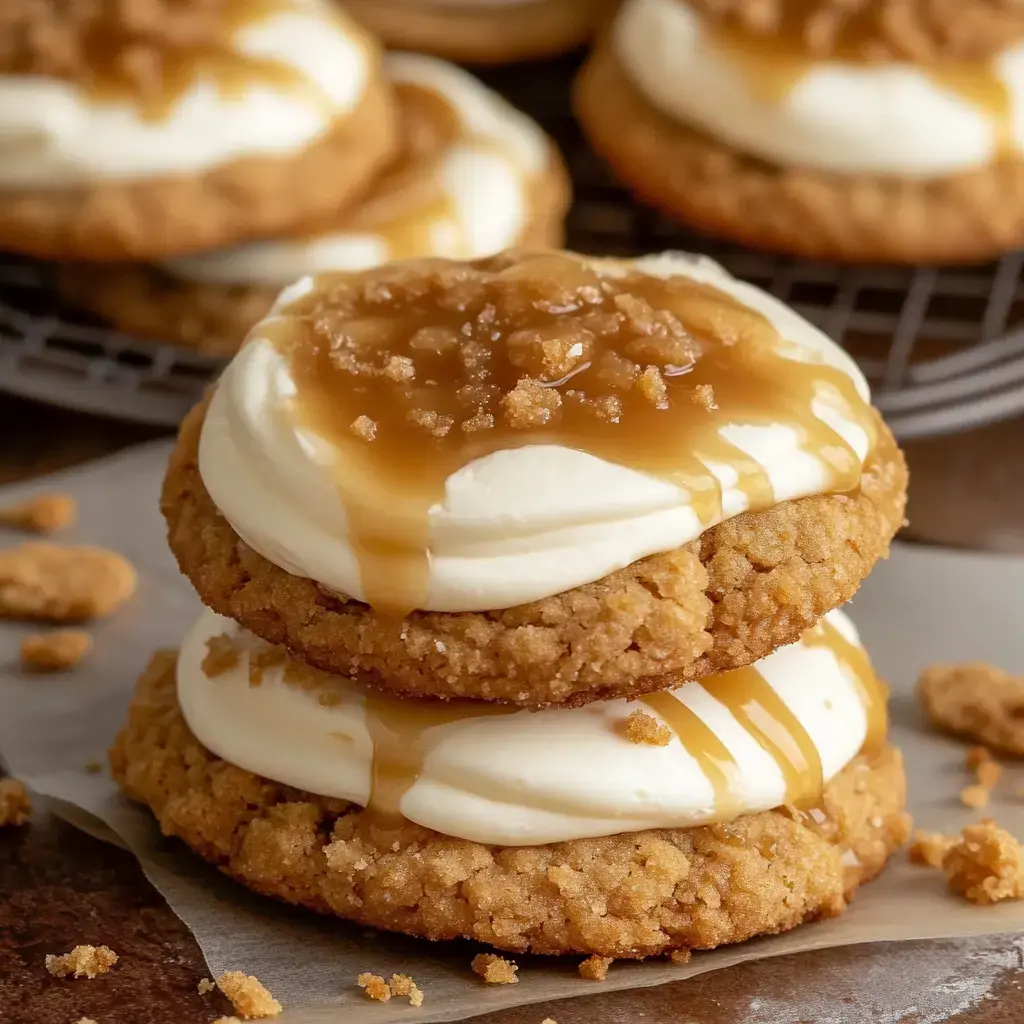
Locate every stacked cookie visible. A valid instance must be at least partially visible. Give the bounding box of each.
[577,0,1024,264]
[113,248,912,959]
[0,0,569,355]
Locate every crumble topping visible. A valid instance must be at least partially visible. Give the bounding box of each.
[623,709,672,746]
[216,971,282,1019]
[471,953,519,984]
[944,820,1024,905]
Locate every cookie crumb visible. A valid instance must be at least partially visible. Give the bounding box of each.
[248,644,286,687]
[578,955,613,981]
[21,630,92,671]
[692,384,718,410]
[961,784,990,809]
[216,971,281,1018]
[0,778,31,827]
[389,973,425,1006]
[85,761,103,774]
[356,973,391,1002]
[202,634,240,678]
[908,830,955,868]
[350,415,377,442]
[944,820,1024,905]
[471,953,519,985]
[198,977,215,995]
[918,662,1024,756]
[669,949,692,964]
[0,494,76,534]
[45,945,118,979]
[623,709,671,746]
[965,746,992,771]
[976,759,1003,790]
[0,543,136,621]
[75,1018,98,1024]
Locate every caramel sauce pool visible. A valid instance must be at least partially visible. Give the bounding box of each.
[263,251,875,617]
[708,1,1016,159]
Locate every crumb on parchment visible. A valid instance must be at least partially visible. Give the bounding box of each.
[389,973,425,1007]
[961,784,990,810]
[944,820,1024,905]
[623,708,671,746]
[669,949,692,964]
[45,945,118,979]
[21,630,92,671]
[85,761,103,774]
[909,830,955,868]
[578,955,613,980]
[356,971,425,1005]
[471,953,519,984]
[216,971,281,1019]
[0,493,76,534]
[0,778,30,827]
[356,973,391,1002]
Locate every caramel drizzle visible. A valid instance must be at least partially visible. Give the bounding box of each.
[265,252,876,617]
[708,5,1016,160]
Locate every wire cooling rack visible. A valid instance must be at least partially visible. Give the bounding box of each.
[3,52,1024,436]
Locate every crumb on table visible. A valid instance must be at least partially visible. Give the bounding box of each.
[216,971,281,1019]
[356,973,391,1002]
[471,953,519,984]
[197,977,215,995]
[944,820,1024,905]
[0,778,30,827]
[909,830,955,868]
[44,945,118,979]
[578,955,613,980]
[623,709,671,746]
[20,630,92,671]
[0,493,76,534]
[75,1018,98,1024]
[212,1018,243,1024]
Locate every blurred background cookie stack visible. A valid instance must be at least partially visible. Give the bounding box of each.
[113,247,912,960]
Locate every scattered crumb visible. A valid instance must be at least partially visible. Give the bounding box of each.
[85,761,103,774]
[248,644,286,687]
[216,972,281,1019]
[0,493,77,534]
[407,407,454,438]
[384,354,415,382]
[0,779,31,827]
[75,1018,98,1024]
[350,415,377,441]
[471,953,519,985]
[578,955,613,981]
[45,945,118,979]
[389,973,425,1007]
[356,973,391,1002]
[20,630,92,671]
[944,820,1024,905]
[202,634,240,678]
[692,384,717,410]
[977,759,1003,790]
[909,829,955,868]
[198,977,215,995]
[623,708,671,746]
[965,746,992,771]
[918,662,1024,756]
[669,949,692,964]
[961,784,990,810]
[0,543,136,621]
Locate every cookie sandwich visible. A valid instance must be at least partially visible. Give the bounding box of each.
[576,0,1024,263]
[344,0,618,65]
[0,0,396,261]
[60,55,570,355]
[113,249,910,959]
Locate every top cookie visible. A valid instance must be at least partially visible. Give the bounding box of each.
[0,0,397,260]
[163,249,907,706]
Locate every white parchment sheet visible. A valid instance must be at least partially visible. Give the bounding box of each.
[2,440,1024,1023]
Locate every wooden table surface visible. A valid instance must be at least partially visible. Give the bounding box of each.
[3,393,1024,1024]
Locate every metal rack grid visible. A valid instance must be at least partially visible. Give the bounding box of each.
[3,52,1024,436]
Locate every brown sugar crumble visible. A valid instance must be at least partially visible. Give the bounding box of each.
[20,630,92,671]
[216,971,282,1019]
[909,830,955,868]
[350,415,377,441]
[0,778,31,827]
[388,973,425,1007]
[0,543,136,621]
[961,784,990,810]
[356,973,391,1002]
[943,820,1024,905]
[202,634,240,677]
[623,708,672,746]
[471,953,519,985]
[198,977,215,995]
[917,662,1024,756]
[45,945,118,979]
[692,383,717,410]
[0,493,76,534]
[578,955,613,981]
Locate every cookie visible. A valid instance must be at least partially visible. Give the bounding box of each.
[344,0,618,65]
[0,0,398,261]
[59,55,571,354]
[110,650,909,958]
[576,5,1024,264]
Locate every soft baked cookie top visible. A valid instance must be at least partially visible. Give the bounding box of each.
[680,0,1024,61]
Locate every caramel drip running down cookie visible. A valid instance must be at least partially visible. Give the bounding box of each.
[1,0,334,120]
[705,0,1016,158]
[262,251,875,616]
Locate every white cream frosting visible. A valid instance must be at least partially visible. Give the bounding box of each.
[161,53,551,287]
[0,0,370,188]
[198,251,873,613]
[614,0,1024,177]
[178,607,875,846]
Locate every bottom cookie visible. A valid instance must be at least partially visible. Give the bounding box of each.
[110,651,910,958]
[575,42,1024,265]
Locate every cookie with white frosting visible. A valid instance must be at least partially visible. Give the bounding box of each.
[0,0,397,260]
[59,55,570,352]
[576,0,1024,263]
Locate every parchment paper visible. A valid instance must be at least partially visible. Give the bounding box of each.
[2,440,1024,1024]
